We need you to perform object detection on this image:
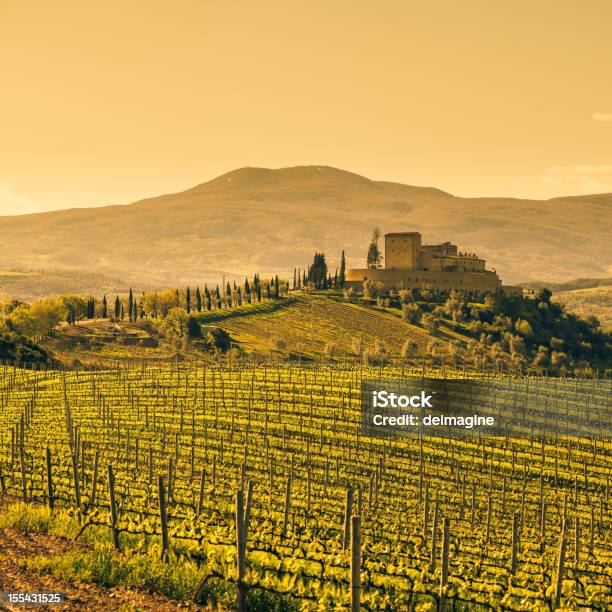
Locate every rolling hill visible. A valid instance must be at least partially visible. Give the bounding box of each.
[553,285,612,331]
[0,166,610,296]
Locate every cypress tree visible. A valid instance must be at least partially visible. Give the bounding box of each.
[114,295,120,319]
[120,304,124,320]
[274,275,280,299]
[244,278,251,303]
[334,268,338,288]
[102,295,108,318]
[195,286,202,312]
[308,252,328,289]
[293,268,297,289]
[128,288,134,321]
[339,250,346,287]
[302,270,306,286]
[205,285,211,311]
[257,284,262,302]
[186,286,191,313]
[237,286,243,306]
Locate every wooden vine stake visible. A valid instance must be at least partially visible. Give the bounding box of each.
[350,515,361,612]
[158,475,169,556]
[90,449,99,510]
[45,447,54,511]
[235,489,247,612]
[343,486,354,550]
[439,517,450,612]
[107,464,120,551]
[554,519,567,609]
[511,511,519,575]
[197,468,206,517]
[430,498,439,573]
[282,475,291,539]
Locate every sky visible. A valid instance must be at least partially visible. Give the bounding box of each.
[1,0,611,215]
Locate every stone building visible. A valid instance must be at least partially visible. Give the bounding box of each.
[346,232,522,296]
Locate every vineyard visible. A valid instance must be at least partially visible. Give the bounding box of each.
[0,361,610,610]
[196,294,432,357]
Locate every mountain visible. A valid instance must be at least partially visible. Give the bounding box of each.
[0,165,610,296]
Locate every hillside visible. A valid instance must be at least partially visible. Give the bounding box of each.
[553,285,612,331]
[0,166,610,296]
[196,293,433,357]
[0,270,152,302]
[521,277,612,292]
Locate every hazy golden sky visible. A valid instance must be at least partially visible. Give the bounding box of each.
[1,0,611,214]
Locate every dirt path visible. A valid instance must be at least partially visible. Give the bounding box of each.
[0,526,202,611]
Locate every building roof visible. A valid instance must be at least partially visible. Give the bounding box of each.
[384,231,421,237]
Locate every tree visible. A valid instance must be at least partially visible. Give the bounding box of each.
[195,286,202,312]
[101,295,108,318]
[187,315,201,338]
[114,296,121,319]
[308,253,328,289]
[363,280,385,299]
[444,291,464,322]
[185,286,191,313]
[204,327,232,352]
[204,285,211,311]
[128,288,134,321]
[515,318,534,338]
[351,336,364,357]
[339,250,346,288]
[401,303,421,324]
[401,339,418,361]
[274,276,280,299]
[244,278,251,303]
[538,288,552,304]
[367,228,382,269]
[163,307,189,339]
[8,299,66,339]
[421,313,440,333]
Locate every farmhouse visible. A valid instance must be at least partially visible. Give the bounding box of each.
[346,232,522,296]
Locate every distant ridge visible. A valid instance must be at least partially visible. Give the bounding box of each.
[0,165,609,297]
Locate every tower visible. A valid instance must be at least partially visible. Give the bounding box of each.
[384,232,421,270]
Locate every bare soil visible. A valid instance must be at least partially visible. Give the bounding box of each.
[0,525,202,611]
